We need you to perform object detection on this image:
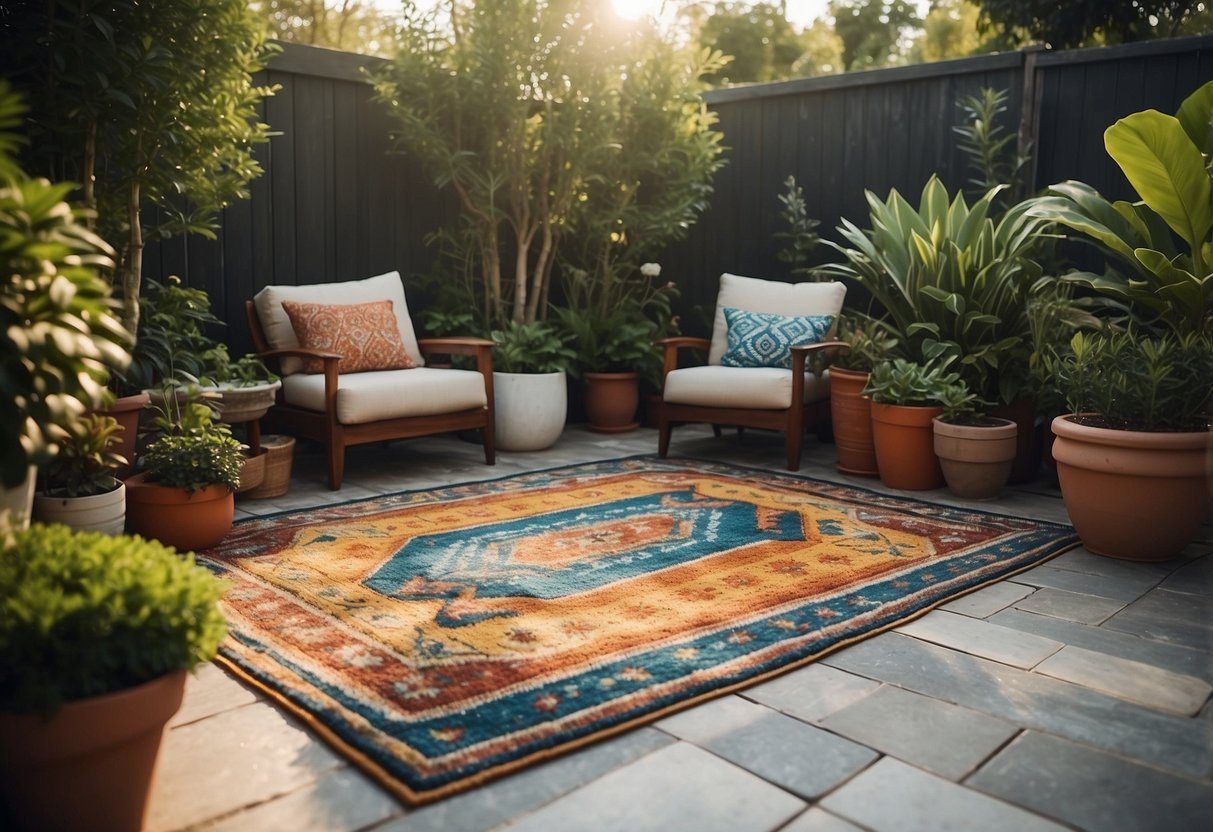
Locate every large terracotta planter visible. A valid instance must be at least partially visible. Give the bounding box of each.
[124,473,234,551]
[933,417,1018,500]
[829,367,878,476]
[870,401,945,490]
[0,670,186,832]
[494,371,568,451]
[584,372,640,433]
[33,481,126,535]
[96,392,149,477]
[1051,416,1211,561]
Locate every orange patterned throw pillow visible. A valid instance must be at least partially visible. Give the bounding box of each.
[281,299,417,374]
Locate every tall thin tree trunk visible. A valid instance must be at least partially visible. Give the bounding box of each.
[124,176,143,333]
[82,119,96,226]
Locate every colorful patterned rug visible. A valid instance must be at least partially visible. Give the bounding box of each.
[200,456,1078,805]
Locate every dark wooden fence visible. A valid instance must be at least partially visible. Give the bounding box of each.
[144,34,1213,354]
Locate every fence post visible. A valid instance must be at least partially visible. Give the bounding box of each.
[1016,45,1048,198]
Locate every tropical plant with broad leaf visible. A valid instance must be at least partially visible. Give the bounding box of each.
[819,175,1053,406]
[1024,80,1213,337]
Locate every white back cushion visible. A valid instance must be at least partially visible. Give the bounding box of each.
[708,273,847,365]
[253,271,424,374]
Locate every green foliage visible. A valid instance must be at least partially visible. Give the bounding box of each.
[123,277,223,393]
[862,357,972,407]
[373,1,724,329]
[0,82,133,488]
[775,176,822,281]
[974,0,1207,48]
[40,414,126,498]
[830,0,922,70]
[491,320,576,375]
[1042,330,1213,432]
[696,3,807,84]
[829,313,899,373]
[141,389,245,492]
[0,520,228,713]
[1024,80,1213,337]
[253,0,401,56]
[200,345,278,388]
[952,88,1032,206]
[821,176,1052,405]
[0,0,277,332]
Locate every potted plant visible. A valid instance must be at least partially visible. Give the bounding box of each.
[0,519,227,831]
[827,314,897,477]
[930,382,1019,501]
[0,83,132,525]
[863,358,968,491]
[489,320,576,452]
[1025,80,1213,560]
[1044,331,1211,560]
[197,343,281,425]
[556,263,676,432]
[32,414,128,534]
[125,385,245,551]
[820,176,1052,481]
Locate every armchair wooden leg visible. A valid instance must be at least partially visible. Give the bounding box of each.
[327,443,345,491]
[711,424,723,438]
[482,424,496,465]
[658,413,672,458]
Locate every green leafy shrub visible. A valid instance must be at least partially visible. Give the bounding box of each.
[40,414,126,498]
[141,389,244,492]
[863,358,972,407]
[0,521,228,713]
[1043,330,1213,432]
[0,82,132,488]
[490,320,576,375]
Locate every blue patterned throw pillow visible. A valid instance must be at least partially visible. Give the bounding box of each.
[719,308,834,369]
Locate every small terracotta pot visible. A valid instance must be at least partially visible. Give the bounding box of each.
[0,670,186,832]
[584,372,640,433]
[870,401,945,490]
[1051,415,1211,561]
[933,417,1018,500]
[95,392,149,477]
[125,473,234,551]
[828,368,879,477]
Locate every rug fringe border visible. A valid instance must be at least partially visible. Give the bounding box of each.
[210,535,1079,808]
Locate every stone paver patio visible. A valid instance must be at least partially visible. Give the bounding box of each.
[148,424,1213,832]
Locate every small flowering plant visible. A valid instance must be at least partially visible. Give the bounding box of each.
[556,261,679,383]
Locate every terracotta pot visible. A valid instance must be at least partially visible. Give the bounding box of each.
[124,473,234,551]
[828,367,878,477]
[584,372,640,433]
[870,401,945,490]
[933,417,1018,500]
[0,670,186,832]
[992,397,1042,484]
[1051,415,1211,561]
[33,481,126,535]
[95,392,149,477]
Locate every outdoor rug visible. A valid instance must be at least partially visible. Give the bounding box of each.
[200,456,1078,805]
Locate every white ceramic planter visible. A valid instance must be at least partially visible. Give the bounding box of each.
[493,371,567,452]
[33,481,126,535]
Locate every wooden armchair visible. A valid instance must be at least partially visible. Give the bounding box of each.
[246,271,495,490]
[657,273,847,471]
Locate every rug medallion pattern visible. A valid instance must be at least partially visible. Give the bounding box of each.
[200,457,1077,803]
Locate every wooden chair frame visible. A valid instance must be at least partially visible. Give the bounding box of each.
[246,301,496,490]
[656,336,845,471]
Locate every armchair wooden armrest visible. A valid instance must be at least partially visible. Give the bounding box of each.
[657,336,711,379]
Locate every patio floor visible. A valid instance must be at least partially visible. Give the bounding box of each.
[147,424,1213,832]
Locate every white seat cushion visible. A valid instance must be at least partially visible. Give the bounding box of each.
[253,271,425,374]
[663,366,831,409]
[708,273,846,365]
[282,367,487,425]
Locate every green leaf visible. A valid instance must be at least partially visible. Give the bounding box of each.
[1104,110,1213,252]
[1175,80,1213,158]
